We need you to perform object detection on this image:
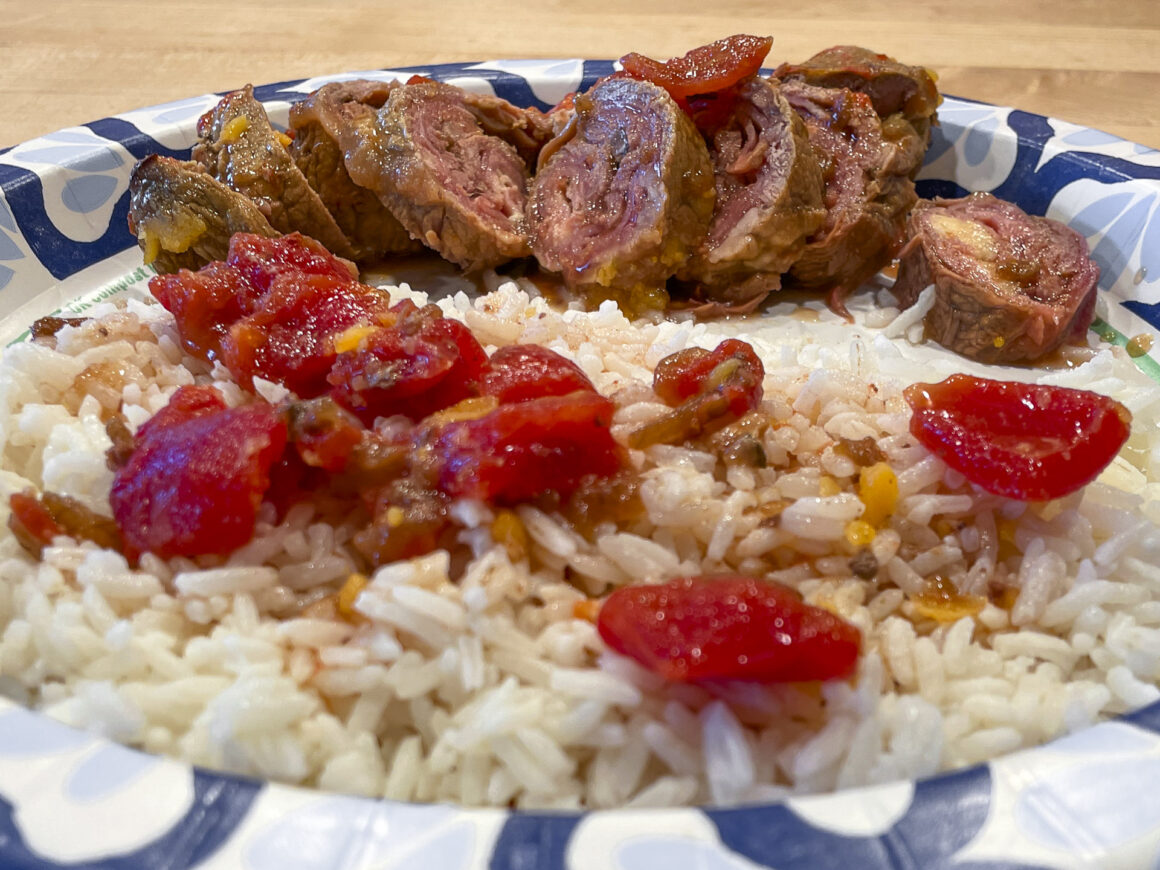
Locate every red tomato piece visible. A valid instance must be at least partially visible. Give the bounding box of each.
[135,383,228,437]
[431,391,622,503]
[597,575,861,683]
[480,344,597,404]
[904,374,1132,501]
[110,386,287,559]
[223,273,391,397]
[328,308,488,422]
[150,261,257,361]
[653,338,764,416]
[284,397,368,473]
[619,34,773,100]
[226,232,357,295]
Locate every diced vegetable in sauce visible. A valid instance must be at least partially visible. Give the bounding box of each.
[109,385,287,559]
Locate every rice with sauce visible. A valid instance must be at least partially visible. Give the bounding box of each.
[0,275,1158,809]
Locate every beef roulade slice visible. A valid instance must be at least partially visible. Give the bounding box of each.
[529,76,716,312]
[342,80,550,272]
[781,81,918,314]
[288,80,420,262]
[774,46,939,136]
[194,86,356,259]
[892,193,1100,364]
[127,155,279,275]
[678,76,826,310]
[774,46,939,179]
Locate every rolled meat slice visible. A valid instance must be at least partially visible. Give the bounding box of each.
[678,77,826,310]
[127,155,279,274]
[892,193,1100,363]
[775,46,939,181]
[529,76,716,312]
[194,86,356,259]
[774,46,939,135]
[781,80,918,315]
[288,80,420,262]
[342,80,547,272]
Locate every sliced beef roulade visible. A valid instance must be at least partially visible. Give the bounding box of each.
[678,76,826,311]
[127,155,279,275]
[288,80,420,262]
[342,80,545,272]
[781,81,918,315]
[775,46,939,135]
[892,193,1100,364]
[194,86,356,259]
[775,46,940,180]
[528,76,716,313]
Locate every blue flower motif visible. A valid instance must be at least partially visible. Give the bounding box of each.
[0,196,16,232]
[615,837,761,870]
[0,706,94,755]
[62,174,120,214]
[0,231,22,261]
[17,146,122,172]
[66,743,161,802]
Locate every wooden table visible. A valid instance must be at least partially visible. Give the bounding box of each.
[2,0,1159,150]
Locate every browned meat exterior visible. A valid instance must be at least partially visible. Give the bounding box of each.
[127,155,278,274]
[528,76,716,309]
[288,80,420,261]
[678,77,826,309]
[194,86,356,259]
[774,45,940,136]
[342,80,538,272]
[892,193,1100,363]
[781,81,918,314]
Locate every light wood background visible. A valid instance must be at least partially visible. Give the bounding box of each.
[2,0,1158,150]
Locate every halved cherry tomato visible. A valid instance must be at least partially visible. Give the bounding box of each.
[904,374,1132,501]
[619,34,773,100]
[597,574,861,683]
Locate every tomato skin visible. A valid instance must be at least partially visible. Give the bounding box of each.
[481,344,597,404]
[431,391,622,503]
[328,308,488,423]
[904,374,1132,501]
[110,386,287,559]
[226,232,357,295]
[223,273,390,397]
[653,338,763,414]
[597,575,861,683]
[619,34,774,100]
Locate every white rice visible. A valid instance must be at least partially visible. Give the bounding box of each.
[0,279,1158,809]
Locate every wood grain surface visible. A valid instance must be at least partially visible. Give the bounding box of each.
[2,0,1158,149]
